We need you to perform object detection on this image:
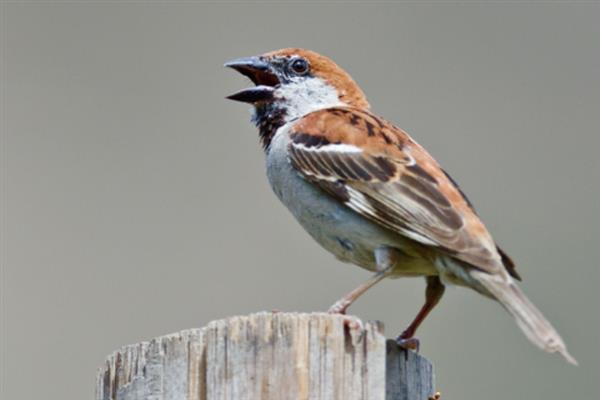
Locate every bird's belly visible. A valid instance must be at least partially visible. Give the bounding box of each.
[265,128,436,277]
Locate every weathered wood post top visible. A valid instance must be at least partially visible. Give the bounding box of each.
[97,312,435,400]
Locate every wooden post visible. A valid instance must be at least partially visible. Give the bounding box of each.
[97,312,435,400]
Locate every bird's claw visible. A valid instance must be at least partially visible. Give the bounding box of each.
[327,300,349,315]
[340,315,364,332]
[396,336,420,352]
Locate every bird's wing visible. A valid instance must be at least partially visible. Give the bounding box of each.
[287,107,517,277]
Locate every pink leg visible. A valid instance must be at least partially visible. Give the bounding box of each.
[327,270,390,314]
[328,247,399,314]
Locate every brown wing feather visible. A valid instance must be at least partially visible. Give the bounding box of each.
[289,107,514,276]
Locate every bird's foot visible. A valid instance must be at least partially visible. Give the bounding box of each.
[428,392,441,400]
[327,299,350,315]
[340,315,364,332]
[395,336,420,352]
[327,300,364,331]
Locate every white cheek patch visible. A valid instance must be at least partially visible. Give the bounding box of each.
[276,78,344,121]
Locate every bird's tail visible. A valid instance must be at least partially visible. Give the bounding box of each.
[471,270,577,365]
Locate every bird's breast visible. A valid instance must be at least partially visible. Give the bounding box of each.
[265,125,437,277]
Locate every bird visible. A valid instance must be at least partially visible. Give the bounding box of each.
[225,48,576,364]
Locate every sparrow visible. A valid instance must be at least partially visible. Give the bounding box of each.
[225,48,576,364]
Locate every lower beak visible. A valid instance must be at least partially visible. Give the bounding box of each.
[225,56,278,103]
[226,85,275,103]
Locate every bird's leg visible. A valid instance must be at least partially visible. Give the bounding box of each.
[396,276,445,350]
[328,247,398,315]
[326,271,389,315]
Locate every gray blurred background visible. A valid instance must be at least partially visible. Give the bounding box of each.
[3,2,599,399]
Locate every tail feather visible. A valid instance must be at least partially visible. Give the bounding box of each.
[472,270,577,365]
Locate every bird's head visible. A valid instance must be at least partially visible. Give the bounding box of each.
[225,48,369,124]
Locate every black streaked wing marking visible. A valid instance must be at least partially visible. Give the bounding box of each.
[288,139,467,251]
[297,150,330,177]
[373,157,396,179]
[343,157,372,181]
[291,131,331,148]
[400,175,452,208]
[407,164,437,183]
[289,142,397,183]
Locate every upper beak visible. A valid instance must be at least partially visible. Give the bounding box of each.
[225,56,279,103]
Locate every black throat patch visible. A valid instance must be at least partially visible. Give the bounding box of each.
[252,102,288,151]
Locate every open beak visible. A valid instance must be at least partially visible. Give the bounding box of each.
[225,56,279,103]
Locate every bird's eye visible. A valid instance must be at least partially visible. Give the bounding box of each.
[289,58,309,75]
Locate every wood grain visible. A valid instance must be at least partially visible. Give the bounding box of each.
[97,312,434,400]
